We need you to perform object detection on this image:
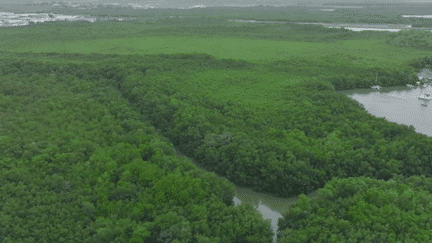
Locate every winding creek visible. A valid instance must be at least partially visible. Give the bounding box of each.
[173,148,321,243]
[176,69,432,243]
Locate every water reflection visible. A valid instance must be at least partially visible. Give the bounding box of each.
[338,69,432,137]
[228,19,287,24]
[294,22,424,32]
[341,86,432,137]
[402,15,432,19]
[228,19,432,32]
[173,147,321,243]
[233,186,320,243]
[0,12,97,27]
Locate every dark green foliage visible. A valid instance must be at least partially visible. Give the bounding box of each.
[109,186,137,201]
[386,29,432,50]
[277,176,432,242]
[323,66,420,91]
[3,52,431,203]
[300,77,335,92]
[106,49,432,202]
[203,132,234,148]
[156,52,215,61]
[124,158,160,185]
[409,56,432,72]
[0,66,273,242]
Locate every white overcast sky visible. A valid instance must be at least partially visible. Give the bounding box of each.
[3,0,428,5]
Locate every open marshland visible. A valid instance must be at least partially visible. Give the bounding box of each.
[1,17,429,109]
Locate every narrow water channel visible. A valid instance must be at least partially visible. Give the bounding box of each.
[233,185,320,243]
[173,147,321,243]
[174,69,432,243]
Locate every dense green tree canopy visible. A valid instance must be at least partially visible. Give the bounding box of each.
[278,176,432,243]
[1,10,432,242]
[0,68,273,242]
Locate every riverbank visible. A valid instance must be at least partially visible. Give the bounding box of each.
[173,146,321,243]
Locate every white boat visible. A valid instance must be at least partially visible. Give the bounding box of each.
[407,84,414,88]
[371,72,382,90]
[418,94,432,100]
[416,81,421,86]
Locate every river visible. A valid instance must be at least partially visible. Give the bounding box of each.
[2,8,432,33]
[228,18,432,32]
[338,69,432,138]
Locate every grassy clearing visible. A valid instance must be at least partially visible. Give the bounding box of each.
[5,19,432,111]
[12,34,428,110]
[13,35,427,68]
[178,68,303,107]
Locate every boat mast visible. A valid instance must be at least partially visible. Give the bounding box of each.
[375,71,378,85]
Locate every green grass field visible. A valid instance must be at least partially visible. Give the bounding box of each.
[3,19,431,110]
[13,35,423,67]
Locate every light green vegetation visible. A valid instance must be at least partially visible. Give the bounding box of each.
[189,69,299,107]
[278,175,432,242]
[5,21,431,108]
[11,34,426,68]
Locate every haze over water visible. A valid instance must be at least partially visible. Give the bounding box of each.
[6,0,432,8]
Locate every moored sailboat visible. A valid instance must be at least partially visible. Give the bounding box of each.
[371,71,381,90]
[419,93,432,100]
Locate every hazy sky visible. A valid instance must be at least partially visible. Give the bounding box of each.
[2,0,429,8]
[4,0,427,4]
